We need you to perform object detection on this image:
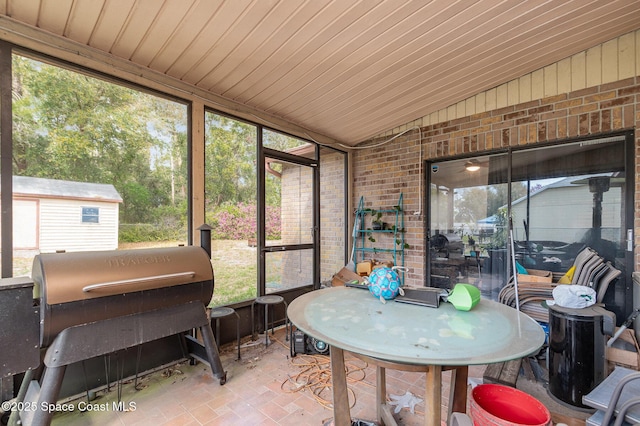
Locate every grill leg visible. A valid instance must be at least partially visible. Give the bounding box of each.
[31,365,66,426]
[7,369,33,426]
[199,323,227,385]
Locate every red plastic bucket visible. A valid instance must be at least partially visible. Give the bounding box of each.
[470,384,551,426]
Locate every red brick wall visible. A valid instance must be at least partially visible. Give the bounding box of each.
[319,149,347,283]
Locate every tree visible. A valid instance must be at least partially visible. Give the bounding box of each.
[454,187,489,224]
[11,55,188,231]
[486,182,528,216]
[145,97,189,206]
[204,113,257,209]
[12,57,51,176]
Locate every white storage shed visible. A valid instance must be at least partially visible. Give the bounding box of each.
[11,176,122,253]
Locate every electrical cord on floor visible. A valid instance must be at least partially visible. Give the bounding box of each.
[281,353,369,410]
[268,333,369,409]
[271,332,427,417]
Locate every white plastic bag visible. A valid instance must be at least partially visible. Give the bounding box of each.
[552,285,596,309]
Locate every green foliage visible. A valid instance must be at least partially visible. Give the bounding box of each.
[204,113,259,209]
[206,202,281,240]
[362,209,409,248]
[263,128,309,151]
[11,55,189,243]
[488,207,509,249]
[11,55,288,247]
[119,223,183,243]
[120,181,153,223]
[454,182,527,225]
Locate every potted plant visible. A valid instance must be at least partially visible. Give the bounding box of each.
[371,211,384,230]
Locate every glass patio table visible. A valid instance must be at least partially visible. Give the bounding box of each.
[287,286,545,426]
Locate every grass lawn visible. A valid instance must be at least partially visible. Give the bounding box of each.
[209,239,258,306]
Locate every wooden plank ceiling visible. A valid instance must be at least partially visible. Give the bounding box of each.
[1,0,639,145]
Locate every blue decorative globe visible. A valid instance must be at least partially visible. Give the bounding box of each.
[368,267,403,301]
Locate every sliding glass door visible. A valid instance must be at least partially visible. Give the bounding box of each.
[427,133,634,321]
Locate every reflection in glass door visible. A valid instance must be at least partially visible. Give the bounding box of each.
[510,137,631,322]
[427,133,634,323]
[428,154,508,298]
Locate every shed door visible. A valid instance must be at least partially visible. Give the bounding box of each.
[13,199,38,249]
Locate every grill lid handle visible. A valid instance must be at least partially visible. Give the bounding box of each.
[82,272,197,293]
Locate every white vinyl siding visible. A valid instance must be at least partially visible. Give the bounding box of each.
[511,184,621,243]
[38,198,119,252]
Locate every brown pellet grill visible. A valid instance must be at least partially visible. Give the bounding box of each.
[4,244,225,426]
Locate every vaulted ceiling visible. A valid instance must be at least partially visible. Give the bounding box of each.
[1,0,639,145]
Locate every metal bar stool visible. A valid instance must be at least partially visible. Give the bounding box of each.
[251,295,289,347]
[209,307,241,360]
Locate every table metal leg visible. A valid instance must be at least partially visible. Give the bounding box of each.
[330,347,351,426]
[425,365,442,426]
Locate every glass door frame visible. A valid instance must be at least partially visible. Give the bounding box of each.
[258,132,320,297]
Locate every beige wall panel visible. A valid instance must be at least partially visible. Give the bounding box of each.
[465,97,475,116]
[571,51,586,90]
[507,79,519,106]
[618,32,635,79]
[544,64,557,97]
[496,83,508,109]
[602,39,619,83]
[475,92,486,114]
[557,58,572,94]
[519,74,531,103]
[438,108,448,123]
[447,104,456,121]
[531,69,544,100]
[586,45,602,87]
[430,111,438,126]
[428,111,438,124]
[485,88,497,111]
[456,100,466,118]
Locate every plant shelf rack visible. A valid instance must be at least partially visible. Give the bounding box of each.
[354,193,405,283]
